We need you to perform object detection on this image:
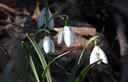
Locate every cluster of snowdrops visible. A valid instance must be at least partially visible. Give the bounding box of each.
[37,7,108,65]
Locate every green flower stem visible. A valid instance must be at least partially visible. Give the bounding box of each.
[44,0,48,7]
[94,37,98,46]
[65,20,68,26]
[64,15,69,26]
[57,15,69,26]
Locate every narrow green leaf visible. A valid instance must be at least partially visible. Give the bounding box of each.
[77,36,99,64]
[2,61,13,82]
[67,64,80,82]
[22,41,41,82]
[75,64,92,82]
[67,36,98,82]
[29,55,40,82]
[27,34,52,82]
[75,59,102,82]
[42,51,70,81]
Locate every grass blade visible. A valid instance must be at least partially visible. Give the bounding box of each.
[67,36,98,82]
[27,34,52,82]
[75,64,92,82]
[29,55,40,82]
[22,41,41,82]
[77,36,98,64]
[42,51,70,81]
[75,59,101,82]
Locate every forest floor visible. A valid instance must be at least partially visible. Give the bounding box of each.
[0,0,128,82]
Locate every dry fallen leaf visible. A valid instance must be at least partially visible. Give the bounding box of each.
[32,2,40,21]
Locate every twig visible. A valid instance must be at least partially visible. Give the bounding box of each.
[0,3,29,15]
[114,13,128,56]
[0,3,19,14]
[114,13,128,82]
[101,1,128,18]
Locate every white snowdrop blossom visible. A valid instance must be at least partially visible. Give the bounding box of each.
[37,8,54,29]
[57,26,75,47]
[38,36,55,53]
[47,9,54,30]
[64,26,75,47]
[89,45,108,64]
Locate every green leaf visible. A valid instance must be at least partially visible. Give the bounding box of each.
[67,64,80,82]
[22,41,41,82]
[2,61,13,82]
[77,36,99,64]
[42,51,70,81]
[67,36,98,82]
[27,34,52,82]
[29,55,40,82]
[75,64,92,82]
[75,59,102,82]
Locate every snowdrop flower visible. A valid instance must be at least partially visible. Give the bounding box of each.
[64,26,75,47]
[89,45,108,64]
[57,26,75,47]
[37,8,54,29]
[38,36,55,53]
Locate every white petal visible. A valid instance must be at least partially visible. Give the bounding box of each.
[89,46,108,64]
[37,8,46,28]
[48,9,54,30]
[90,46,101,64]
[97,46,108,64]
[37,8,54,29]
[42,36,55,53]
[57,28,64,44]
[42,36,51,53]
[64,26,75,47]
[51,39,55,53]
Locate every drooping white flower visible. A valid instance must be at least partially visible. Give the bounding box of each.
[37,8,54,29]
[50,38,55,53]
[57,26,75,47]
[89,46,108,64]
[57,28,64,44]
[63,26,75,47]
[38,36,55,53]
[37,8,46,28]
[48,9,54,30]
